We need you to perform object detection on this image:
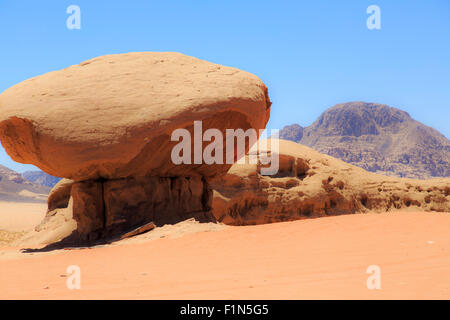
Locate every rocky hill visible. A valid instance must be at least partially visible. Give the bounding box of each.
[0,165,50,202]
[22,170,61,188]
[279,102,450,179]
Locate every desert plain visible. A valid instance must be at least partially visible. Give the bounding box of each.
[1,202,450,299]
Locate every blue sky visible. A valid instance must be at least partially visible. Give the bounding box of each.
[0,0,449,172]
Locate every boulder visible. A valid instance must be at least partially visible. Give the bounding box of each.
[0,52,271,244]
[0,52,271,181]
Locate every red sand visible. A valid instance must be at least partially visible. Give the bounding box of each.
[1,211,450,299]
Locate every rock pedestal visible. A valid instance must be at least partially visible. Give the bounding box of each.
[0,52,271,245]
[70,176,213,241]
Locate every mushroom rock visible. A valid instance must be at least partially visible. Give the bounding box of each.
[0,52,271,180]
[0,52,271,243]
[211,139,450,225]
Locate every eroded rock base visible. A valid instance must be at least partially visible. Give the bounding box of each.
[45,176,214,244]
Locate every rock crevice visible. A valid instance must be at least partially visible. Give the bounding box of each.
[61,176,215,242]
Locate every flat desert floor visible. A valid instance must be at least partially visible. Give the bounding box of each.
[0,201,46,246]
[1,205,450,299]
[0,201,46,232]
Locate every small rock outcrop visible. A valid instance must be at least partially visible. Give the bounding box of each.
[47,178,73,212]
[0,52,271,244]
[211,139,450,225]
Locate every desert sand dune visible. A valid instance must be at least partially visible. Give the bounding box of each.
[1,211,450,299]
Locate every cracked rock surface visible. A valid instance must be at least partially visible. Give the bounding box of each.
[211,139,450,225]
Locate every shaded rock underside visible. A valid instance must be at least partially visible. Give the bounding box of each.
[41,176,214,245]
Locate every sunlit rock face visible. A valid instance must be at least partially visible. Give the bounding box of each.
[211,139,450,226]
[0,52,271,244]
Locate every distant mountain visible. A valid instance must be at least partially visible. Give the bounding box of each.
[279,102,450,179]
[23,171,61,188]
[0,165,50,202]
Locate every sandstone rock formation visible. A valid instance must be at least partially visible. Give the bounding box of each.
[39,176,215,243]
[279,102,450,179]
[0,52,271,181]
[25,138,449,245]
[0,52,271,244]
[211,139,450,225]
[47,178,74,212]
